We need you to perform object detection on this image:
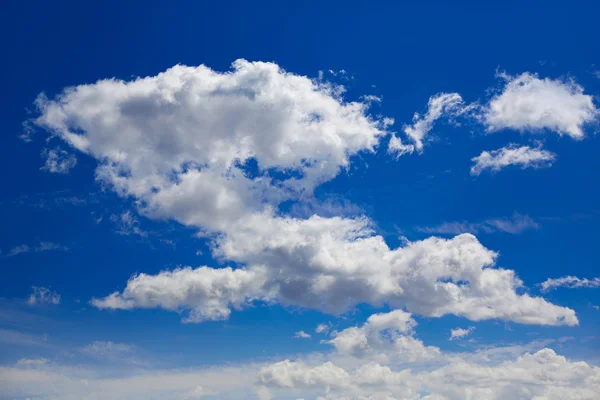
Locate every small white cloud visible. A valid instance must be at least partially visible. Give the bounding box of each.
[539,276,600,292]
[484,72,598,138]
[315,324,330,334]
[449,326,475,340]
[27,287,60,306]
[293,331,311,339]
[41,147,77,174]
[471,144,556,175]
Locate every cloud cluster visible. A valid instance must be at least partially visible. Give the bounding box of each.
[258,314,600,400]
[91,212,577,326]
[391,71,597,174]
[31,60,577,327]
[4,313,597,399]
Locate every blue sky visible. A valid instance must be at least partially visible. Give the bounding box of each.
[1,1,599,399]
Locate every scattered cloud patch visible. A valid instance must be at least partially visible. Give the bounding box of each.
[471,144,556,175]
[27,286,60,306]
[41,147,77,174]
[5,242,68,257]
[110,211,148,237]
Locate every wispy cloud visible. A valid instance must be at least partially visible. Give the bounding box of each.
[4,242,69,257]
[417,212,539,235]
[27,287,60,306]
[539,276,600,292]
[471,144,556,176]
[111,211,148,237]
[40,147,77,174]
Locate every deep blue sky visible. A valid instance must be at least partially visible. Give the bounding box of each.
[0,0,599,391]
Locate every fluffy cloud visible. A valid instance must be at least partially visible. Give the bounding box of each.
[539,276,600,292]
[470,144,556,175]
[92,212,577,326]
[259,347,600,400]
[484,72,598,138]
[40,147,77,174]
[417,212,539,235]
[449,326,475,341]
[326,310,441,363]
[32,59,389,232]
[2,318,597,400]
[27,286,60,306]
[32,60,576,327]
[90,266,270,323]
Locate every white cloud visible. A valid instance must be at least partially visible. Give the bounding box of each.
[471,144,556,175]
[259,347,600,400]
[293,331,311,339]
[41,147,77,174]
[417,212,539,235]
[484,72,598,138]
[32,60,577,327]
[1,320,597,400]
[539,276,600,292]
[92,212,577,326]
[90,266,270,323]
[326,310,441,363]
[315,324,330,334]
[27,287,60,306]
[449,326,475,341]
[33,59,389,233]
[398,92,467,152]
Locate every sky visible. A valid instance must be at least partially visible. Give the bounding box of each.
[1,1,600,399]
